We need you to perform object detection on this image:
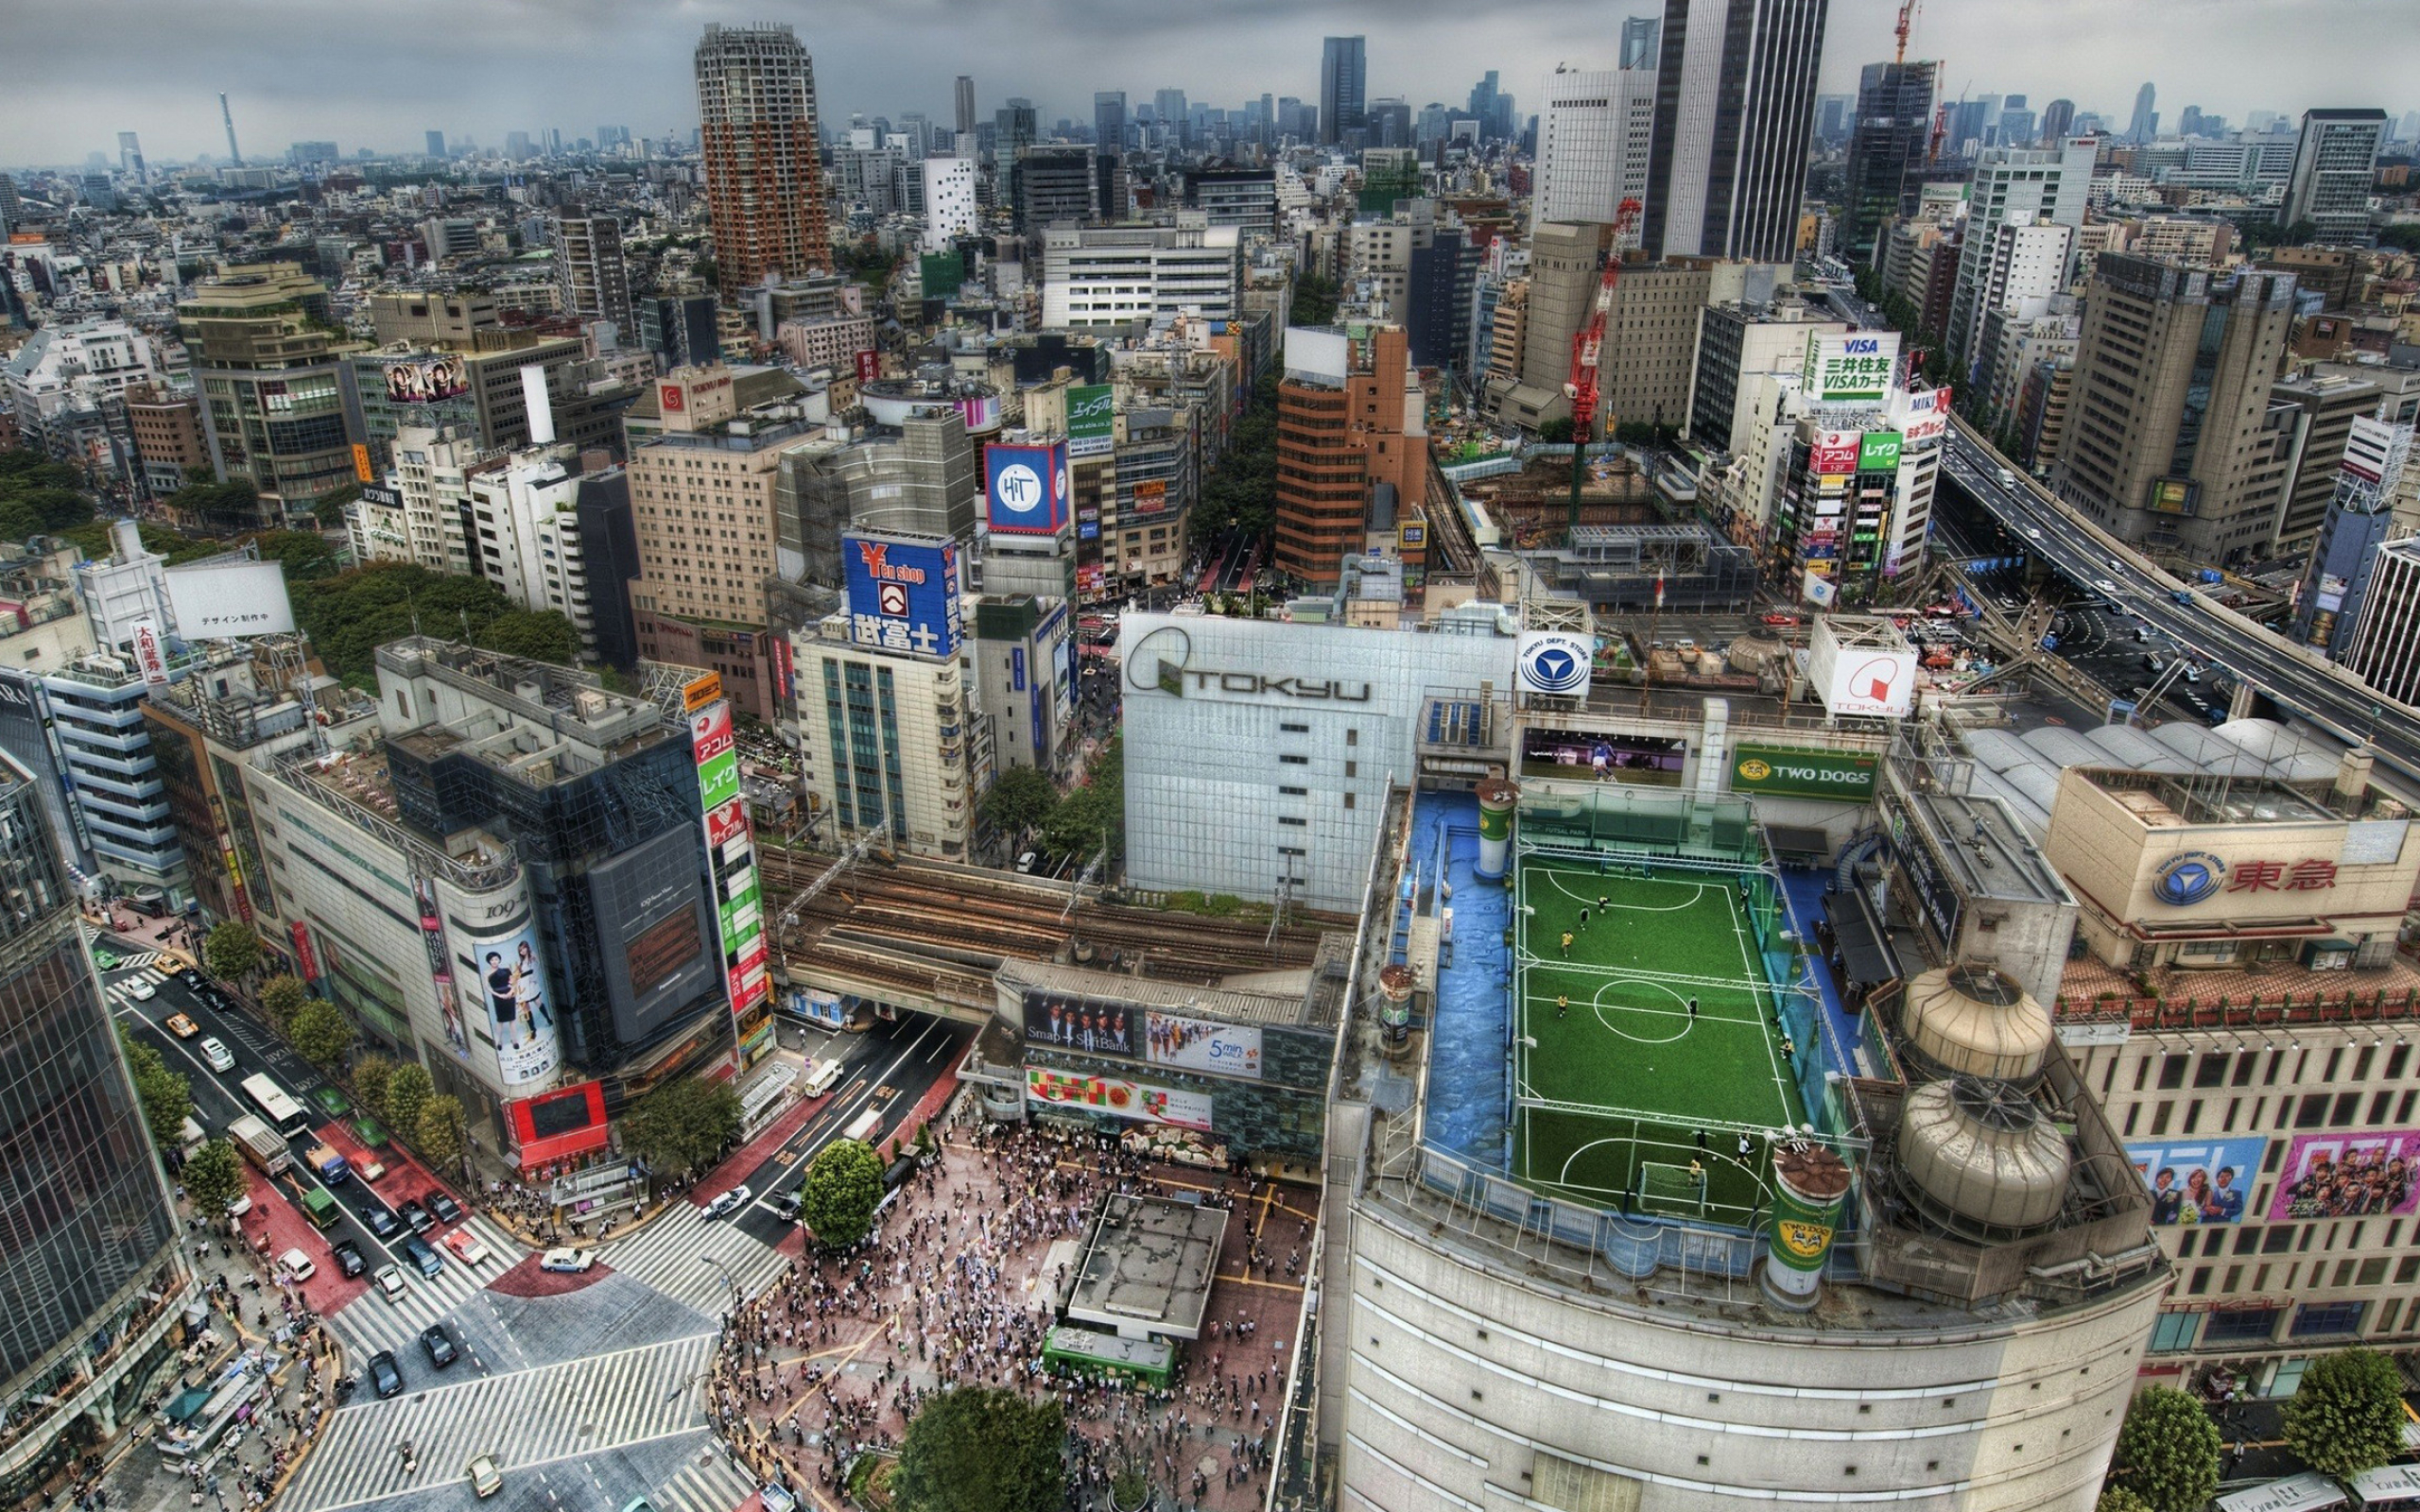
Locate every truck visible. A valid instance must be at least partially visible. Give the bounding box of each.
[228,1114,291,1177]
[305,1143,351,1184]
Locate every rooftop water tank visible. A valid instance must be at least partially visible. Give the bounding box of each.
[1901,965,2051,1081]
[1897,1077,2070,1232]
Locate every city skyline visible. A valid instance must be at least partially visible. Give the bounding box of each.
[1,0,2411,166]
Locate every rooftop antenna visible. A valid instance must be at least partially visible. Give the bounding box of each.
[219,93,243,167]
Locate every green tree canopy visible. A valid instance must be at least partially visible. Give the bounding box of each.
[288,999,355,1073]
[2096,1490,2153,1512]
[980,765,1059,839]
[1039,734,1122,864]
[1290,275,1340,328]
[203,921,263,979]
[258,973,308,1038]
[474,609,580,666]
[799,1138,884,1246]
[118,1027,193,1147]
[2282,1348,2406,1479]
[2110,1386,2220,1512]
[351,1053,396,1122]
[291,563,527,688]
[893,1387,1066,1512]
[182,1138,249,1221]
[416,1094,467,1172]
[623,1075,742,1182]
[250,529,343,582]
[385,1062,434,1143]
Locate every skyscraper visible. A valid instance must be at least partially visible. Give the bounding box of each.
[1642,0,1830,264]
[1095,91,1128,151]
[2126,81,2157,143]
[1320,36,1367,146]
[695,22,831,295]
[1532,64,1657,232]
[553,213,633,336]
[996,98,1038,158]
[1945,141,2096,369]
[1841,60,1939,266]
[954,75,977,137]
[0,754,186,1493]
[1155,89,1189,146]
[2283,108,2388,242]
[2038,98,2075,144]
[115,131,144,181]
[1619,15,1662,70]
[425,129,447,159]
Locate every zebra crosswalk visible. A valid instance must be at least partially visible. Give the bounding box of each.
[285,1332,717,1512]
[598,1207,789,1318]
[650,1439,760,1512]
[325,1215,527,1359]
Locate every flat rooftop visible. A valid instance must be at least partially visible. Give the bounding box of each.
[1066,1193,1227,1342]
[2078,766,2337,827]
[1905,790,2071,905]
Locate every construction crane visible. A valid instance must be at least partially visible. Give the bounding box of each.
[1927,103,1952,163]
[1893,0,1920,63]
[1563,197,1645,530]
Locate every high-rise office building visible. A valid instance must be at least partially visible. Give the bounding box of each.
[551,213,632,336]
[2037,98,2075,144]
[0,755,186,1503]
[2051,254,2298,563]
[695,22,831,296]
[1619,15,1661,70]
[1094,91,1128,151]
[1154,90,1189,146]
[115,131,144,181]
[1273,325,1424,585]
[1320,36,1367,146]
[1945,141,2096,368]
[954,75,977,137]
[1642,0,1830,264]
[177,264,366,528]
[1531,64,1657,232]
[2282,109,2388,243]
[424,129,446,159]
[995,98,1038,158]
[1013,146,1098,232]
[1841,59,1939,265]
[2126,80,2157,143]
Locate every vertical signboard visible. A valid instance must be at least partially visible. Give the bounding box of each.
[460,918,561,1087]
[1067,385,1115,458]
[130,619,171,687]
[692,698,770,1061]
[413,873,474,1060]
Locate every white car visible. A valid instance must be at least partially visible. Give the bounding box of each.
[373,1264,407,1302]
[200,1038,235,1073]
[702,1185,752,1220]
[2094,579,2118,596]
[2024,527,2042,540]
[128,980,156,1001]
[539,1247,596,1273]
[225,1193,251,1219]
[278,1247,316,1281]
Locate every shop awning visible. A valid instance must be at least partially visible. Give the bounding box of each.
[1824,890,1899,987]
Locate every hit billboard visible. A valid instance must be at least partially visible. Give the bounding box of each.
[986,439,1070,536]
[842,531,962,660]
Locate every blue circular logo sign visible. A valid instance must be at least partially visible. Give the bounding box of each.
[2155,853,2224,906]
[1520,637,1588,694]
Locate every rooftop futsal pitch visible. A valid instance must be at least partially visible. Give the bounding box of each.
[1512,852,1811,1223]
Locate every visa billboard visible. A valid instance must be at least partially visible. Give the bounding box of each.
[986,439,1069,536]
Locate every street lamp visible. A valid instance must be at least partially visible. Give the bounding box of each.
[698,1255,745,1317]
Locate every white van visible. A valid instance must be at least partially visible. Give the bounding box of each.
[804,1057,845,1097]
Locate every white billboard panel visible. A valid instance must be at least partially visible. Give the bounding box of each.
[1515,631,1594,696]
[1283,327,1350,386]
[164,561,296,639]
[1809,618,1916,718]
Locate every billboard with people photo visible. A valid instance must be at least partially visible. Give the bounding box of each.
[2266,1130,2420,1220]
[460,921,560,1087]
[2125,1137,2265,1225]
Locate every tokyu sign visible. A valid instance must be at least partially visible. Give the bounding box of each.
[1731,743,1878,800]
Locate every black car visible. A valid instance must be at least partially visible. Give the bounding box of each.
[424,1189,463,1226]
[420,1324,458,1368]
[363,1205,402,1240]
[175,968,204,990]
[398,1199,434,1235]
[368,1349,403,1399]
[331,1239,366,1278]
[199,987,236,1012]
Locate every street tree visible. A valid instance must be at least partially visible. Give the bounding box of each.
[288,999,355,1074]
[352,1054,396,1121]
[385,1062,434,1142]
[2096,1490,2153,1512]
[979,765,1058,838]
[2109,1386,2220,1512]
[258,974,308,1038]
[623,1076,741,1181]
[893,1386,1066,1512]
[799,1138,884,1246]
[183,1140,248,1222]
[118,1027,192,1147]
[416,1094,467,1172]
[2283,1349,2406,1479]
[203,921,263,980]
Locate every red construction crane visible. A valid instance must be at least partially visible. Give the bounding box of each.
[1928,102,1951,163]
[1564,197,1645,529]
[1893,0,1920,63]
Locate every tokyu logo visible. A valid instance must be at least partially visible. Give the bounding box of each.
[995,463,1044,513]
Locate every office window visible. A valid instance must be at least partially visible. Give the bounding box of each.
[2151,1101,2172,1136]
[2262,1225,2296,1254]
[2290,1302,2365,1338]
[2187,1265,2212,1296]
[2296,1093,2330,1128]
[2355,1046,2376,1082]
[2387,1044,2411,1080]
[2204,1308,2281,1345]
[2358,1258,2389,1287]
[2195,1054,2229,1089]
[2333,1091,2360,1125]
[2232,1053,2257,1088]
[2233,1227,2261,1256]
[2159,1055,2188,1091]
[2183,1099,2203,1134]
[2398,1255,2420,1285]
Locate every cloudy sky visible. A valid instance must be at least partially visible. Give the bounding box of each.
[1,0,2409,168]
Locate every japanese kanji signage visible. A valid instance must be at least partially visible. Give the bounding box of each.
[1805,331,1900,404]
[690,698,770,1045]
[2152,850,2339,907]
[841,529,961,661]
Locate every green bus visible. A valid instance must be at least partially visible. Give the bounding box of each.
[1042,1325,1173,1389]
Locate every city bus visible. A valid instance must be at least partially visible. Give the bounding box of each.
[240,1074,312,1139]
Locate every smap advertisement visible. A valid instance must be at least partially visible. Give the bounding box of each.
[2267,1129,2420,1220]
[2126,1137,2266,1225]
[461,920,561,1087]
[1144,1011,1263,1080]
